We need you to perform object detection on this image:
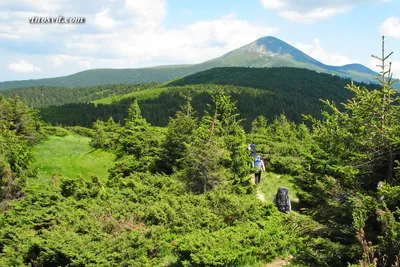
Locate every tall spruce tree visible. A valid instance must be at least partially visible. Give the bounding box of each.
[159,97,197,174]
[297,36,400,266]
[213,89,252,190]
[183,97,230,193]
[183,88,254,193]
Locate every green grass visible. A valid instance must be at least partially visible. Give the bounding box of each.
[257,172,299,206]
[29,134,115,187]
[92,87,167,105]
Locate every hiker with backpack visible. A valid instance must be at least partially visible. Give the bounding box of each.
[254,155,265,184]
[273,186,291,213]
[248,143,257,168]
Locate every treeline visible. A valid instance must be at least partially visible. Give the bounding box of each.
[0,83,160,108]
[37,85,298,130]
[2,67,383,131]
[38,67,381,130]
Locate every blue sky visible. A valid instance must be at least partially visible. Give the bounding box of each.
[0,0,399,82]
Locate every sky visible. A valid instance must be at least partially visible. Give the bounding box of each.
[0,0,399,82]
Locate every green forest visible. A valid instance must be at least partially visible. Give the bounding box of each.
[0,67,381,131]
[1,49,400,266]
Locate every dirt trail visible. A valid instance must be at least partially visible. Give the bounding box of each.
[256,191,265,202]
[255,174,291,267]
[264,258,290,267]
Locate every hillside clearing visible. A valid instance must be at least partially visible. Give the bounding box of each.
[28,134,115,187]
[92,87,167,105]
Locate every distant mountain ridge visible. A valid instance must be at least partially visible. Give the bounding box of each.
[0,36,385,90]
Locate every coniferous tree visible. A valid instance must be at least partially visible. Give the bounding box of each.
[183,91,230,193]
[296,36,400,266]
[212,89,252,189]
[0,96,41,207]
[159,97,197,174]
[90,117,121,150]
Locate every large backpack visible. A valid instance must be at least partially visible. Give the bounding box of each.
[250,143,256,152]
[249,144,256,157]
[274,187,291,212]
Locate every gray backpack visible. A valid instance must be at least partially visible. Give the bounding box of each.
[274,186,291,212]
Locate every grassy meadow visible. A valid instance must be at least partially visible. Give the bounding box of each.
[28,133,115,187]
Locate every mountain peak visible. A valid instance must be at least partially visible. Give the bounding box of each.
[0,36,382,89]
[255,36,283,42]
[241,36,322,66]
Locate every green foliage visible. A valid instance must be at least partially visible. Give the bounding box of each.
[36,68,381,131]
[180,89,252,194]
[0,96,43,206]
[175,219,295,267]
[183,132,231,193]
[90,117,121,150]
[60,175,102,200]
[0,83,160,108]
[66,126,95,138]
[158,98,198,174]
[248,114,314,176]
[42,126,71,137]
[3,52,399,266]
[0,153,300,266]
[213,90,252,187]
[293,38,400,266]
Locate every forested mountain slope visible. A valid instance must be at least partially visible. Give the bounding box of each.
[0,83,160,108]
[37,67,381,130]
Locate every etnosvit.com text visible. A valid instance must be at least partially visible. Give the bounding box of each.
[28,16,85,24]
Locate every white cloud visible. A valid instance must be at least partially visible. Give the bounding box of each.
[279,6,352,23]
[114,13,276,63]
[260,0,286,10]
[293,38,359,66]
[93,8,121,30]
[8,59,42,73]
[63,10,277,65]
[78,60,91,69]
[260,0,375,23]
[380,17,400,39]
[49,54,84,67]
[50,55,64,67]
[124,0,167,30]
[0,0,278,80]
[0,33,19,39]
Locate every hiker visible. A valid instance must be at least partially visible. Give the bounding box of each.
[273,186,291,213]
[248,143,256,168]
[254,155,265,184]
[248,143,256,157]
